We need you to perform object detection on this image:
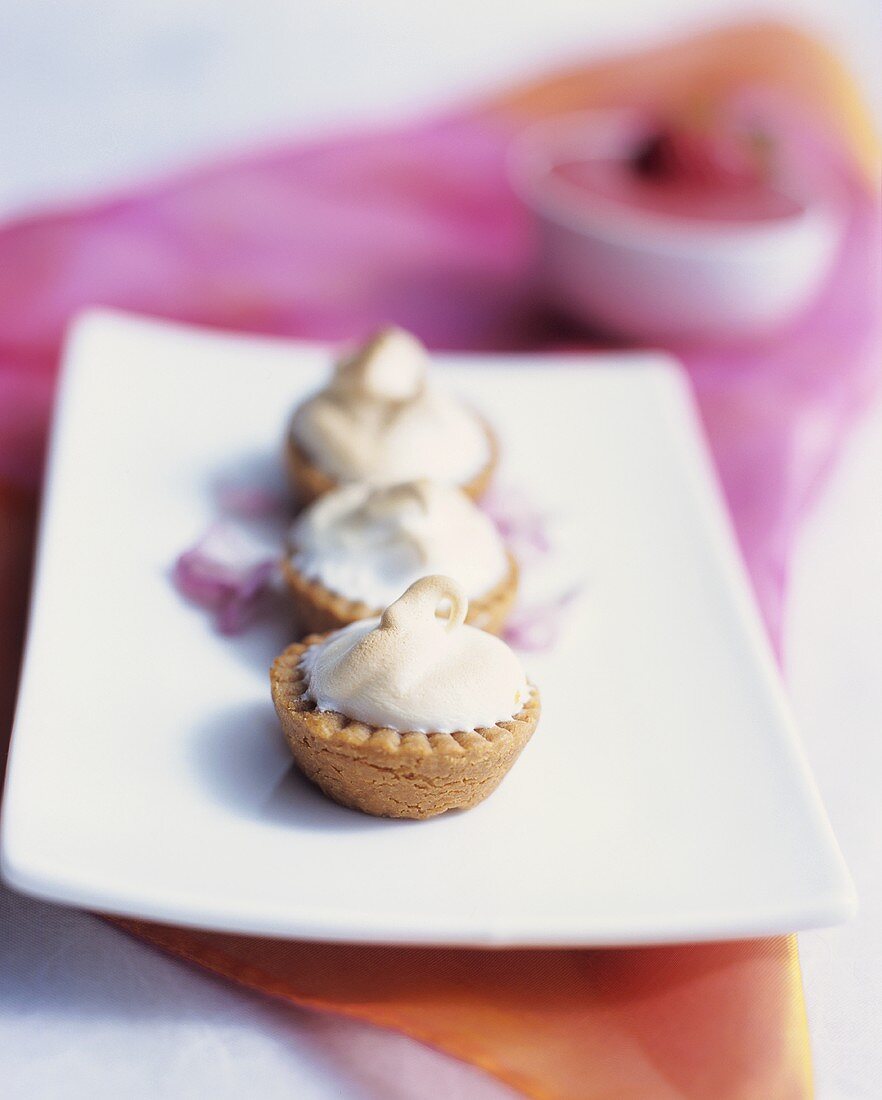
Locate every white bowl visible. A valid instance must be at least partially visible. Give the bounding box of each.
[508,110,843,343]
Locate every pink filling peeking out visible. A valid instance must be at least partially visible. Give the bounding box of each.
[551,118,803,223]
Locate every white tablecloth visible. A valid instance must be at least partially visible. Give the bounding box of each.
[1,3,879,1096]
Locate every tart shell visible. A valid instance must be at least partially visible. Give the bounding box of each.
[285,418,499,507]
[282,551,519,637]
[270,638,540,820]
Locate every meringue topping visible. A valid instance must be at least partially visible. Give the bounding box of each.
[333,327,427,403]
[290,327,490,486]
[290,479,509,608]
[301,575,530,733]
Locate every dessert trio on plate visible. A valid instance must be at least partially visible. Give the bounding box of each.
[270,327,541,819]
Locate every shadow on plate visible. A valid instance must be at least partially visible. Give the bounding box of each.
[218,594,300,675]
[191,701,394,833]
[210,447,290,509]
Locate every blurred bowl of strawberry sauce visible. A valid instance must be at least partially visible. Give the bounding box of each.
[508,101,845,343]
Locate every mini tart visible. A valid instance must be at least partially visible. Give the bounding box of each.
[285,418,499,507]
[270,638,540,820]
[282,550,519,637]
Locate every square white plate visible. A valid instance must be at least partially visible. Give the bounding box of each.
[1,310,854,946]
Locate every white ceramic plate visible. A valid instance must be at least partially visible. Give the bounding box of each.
[1,311,854,946]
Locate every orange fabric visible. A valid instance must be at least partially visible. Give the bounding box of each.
[114,921,812,1099]
[4,21,876,1099]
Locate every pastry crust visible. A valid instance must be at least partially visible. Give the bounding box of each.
[282,551,519,637]
[285,418,499,507]
[270,638,540,819]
